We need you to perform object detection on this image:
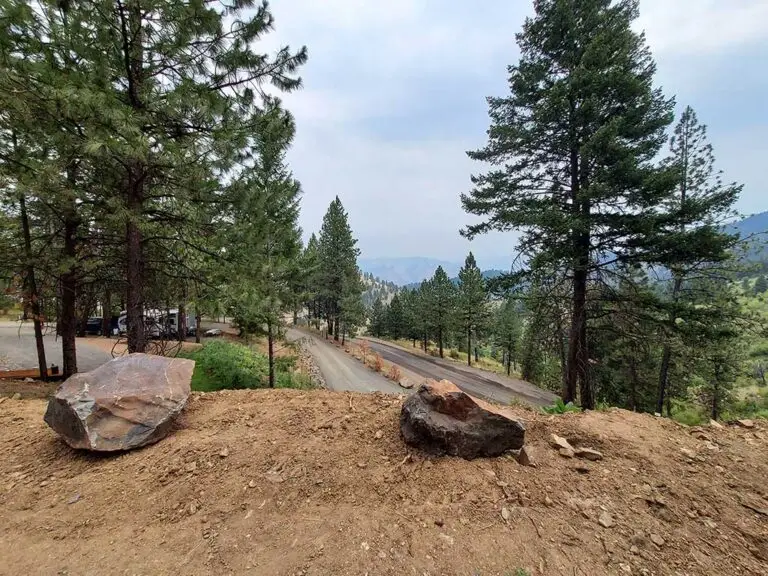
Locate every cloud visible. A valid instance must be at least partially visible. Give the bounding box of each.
[263,0,768,265]
[637,0,768,56]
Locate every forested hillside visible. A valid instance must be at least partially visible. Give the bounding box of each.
[361,273,398,308]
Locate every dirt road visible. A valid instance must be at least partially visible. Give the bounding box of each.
[359,337,557,407]
[286,328,402,394]
[0,322,111,372]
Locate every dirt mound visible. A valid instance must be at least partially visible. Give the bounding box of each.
[1,390,766,575]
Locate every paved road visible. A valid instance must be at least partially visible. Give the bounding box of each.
[0,322,111,372]
[359,337,557,407]
[286,328,402,394]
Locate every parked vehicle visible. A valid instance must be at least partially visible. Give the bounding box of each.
[85,317,103,336]
[117,308,196,339]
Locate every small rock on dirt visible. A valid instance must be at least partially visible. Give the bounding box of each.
[219,448,229,458]
[501,507,511,521]
[598,511,615,528]
[434,518,444,527]
[650,533,665,547]
[398,378,414,390]
[248,479,257,488]
[516,445,536,467]
[559,447,575,458]
[575,447,603,461]
[67,493,81,505]
[550,434,573,451]
[11,392,21,400]
[374,430,383,440]
[680,448,696,459]
[736,419,755,429]
[709,419,724,429]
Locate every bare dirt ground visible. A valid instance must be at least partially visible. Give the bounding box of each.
[1,391,766,576]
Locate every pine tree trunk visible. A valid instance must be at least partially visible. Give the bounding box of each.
[341,325,346,346]
[19,193,48,380]
[102,290,111,338]
[711,365,720,420]
[656,276,683,414]
[293,309,297,326]
[333,314,339,341]
[629,355,639,411]
[474,346,479,363]
[178,303,186,342]
[423,332,427,352]
[267,319,275,388]
[506,346,512,376]
[195,311,202,344]
[121,0,146,354]
[412,338,416,348]
[467,327,472,366]
[125,188,145,353]
[438,327,444,358]
[60,193,79,378]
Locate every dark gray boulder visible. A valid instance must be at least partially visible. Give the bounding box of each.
[400,379,525,459]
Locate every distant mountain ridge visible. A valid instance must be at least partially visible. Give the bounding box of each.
[358,257,462,286]
[729,210,768,264]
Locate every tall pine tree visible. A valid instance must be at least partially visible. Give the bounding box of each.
[427,266,456,359]
[317,197,361,341]
[463,0,679,408]
[457,252,489,366]
[654,107,742,413]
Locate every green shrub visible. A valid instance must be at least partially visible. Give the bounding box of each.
[669,399,705,426]
[179,341,316,392]
[542,398,581,414]
[275,370,313,390]
[274,355,297,372]
[179,340,268,391]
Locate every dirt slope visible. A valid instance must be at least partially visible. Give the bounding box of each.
[0,391,766,576]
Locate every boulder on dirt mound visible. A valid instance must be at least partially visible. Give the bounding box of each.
[44,353,194,452]
[400,379,525,459]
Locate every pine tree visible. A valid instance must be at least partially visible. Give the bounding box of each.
[386,293,405,340]
[655,106,742,413]
[302,234,321,328]
[0,0,308,355]
[317,197,361,340]
[495,298,522,376]
[339,271,365,345]
[754,275,768,295]
[416,280,432,351]
[225,105,302,388]
[463,0,679,409]
[400,288,422,347]
[428,266,456,358]
[457,252,489,366]
[369,297,386,337]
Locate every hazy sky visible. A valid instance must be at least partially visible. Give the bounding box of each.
[265,0,768,270]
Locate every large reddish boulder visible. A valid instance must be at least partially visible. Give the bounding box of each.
[44,353,194,451]
[400,379,525,459]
